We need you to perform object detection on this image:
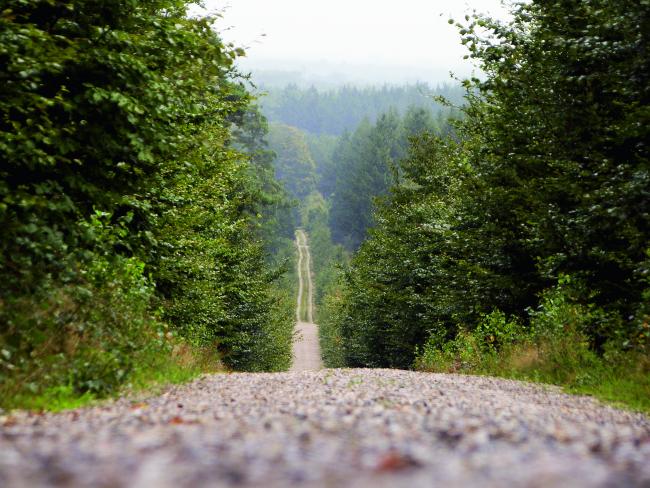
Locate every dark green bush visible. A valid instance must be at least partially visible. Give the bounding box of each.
[0,0,293,406]
[0,213,167,397]
[415,278,650,412]
[328,0,650,371]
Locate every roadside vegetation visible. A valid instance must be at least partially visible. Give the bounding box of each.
[318,1,649,411]
[2,0,647,413]
[0,0,294,410]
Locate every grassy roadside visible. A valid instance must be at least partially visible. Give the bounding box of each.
[415,336,650,414]
[1,344,224,413]
[2,237,297,413]
[425,363,650,415]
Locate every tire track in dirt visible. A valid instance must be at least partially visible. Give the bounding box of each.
[291,230,322,371]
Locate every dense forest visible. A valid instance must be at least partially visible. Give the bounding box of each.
[1,0,648,411]
[0,0,295,408]
[264,88,458,251]
[318,0,650,409]
[260,83,463,135]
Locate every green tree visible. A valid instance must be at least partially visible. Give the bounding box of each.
[261,83,463,135]
[229,102,295,254]
[456,0,650,345]
[267,123,318,201]
[329,108,433,250]
[328,0,650,368]
[0,0,292,401]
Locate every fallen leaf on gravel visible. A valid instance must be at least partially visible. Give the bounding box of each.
[130,403,149,410]
[375,452,420,472]
[0,416,17,427]
[169,416,198,425]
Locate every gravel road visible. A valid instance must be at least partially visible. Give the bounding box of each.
[1,369,649,487]
[2,232,648,487]
[291,230,323,372]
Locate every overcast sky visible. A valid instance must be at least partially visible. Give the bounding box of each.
[196,0,511,85]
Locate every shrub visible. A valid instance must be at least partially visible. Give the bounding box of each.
[0,215,167,401]
[1,0,295,408]
[474,310,524,353]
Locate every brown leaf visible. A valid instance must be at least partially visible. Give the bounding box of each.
[1,416,17,427]
[168,416,198,425]
[375,451,420,472]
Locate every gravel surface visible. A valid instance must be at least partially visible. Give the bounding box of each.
[2,233,648,486]
[1,369,649,487]
[291,322,323,372]
[291,230,323,372]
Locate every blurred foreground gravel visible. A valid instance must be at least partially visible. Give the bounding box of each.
[1,369,649,487]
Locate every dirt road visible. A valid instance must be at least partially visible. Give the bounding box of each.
[1,370,649,487]
[291,230,322,372]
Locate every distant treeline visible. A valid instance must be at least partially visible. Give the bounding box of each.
[259,83,464,135]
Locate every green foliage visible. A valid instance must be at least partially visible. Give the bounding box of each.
[229,103,296,254]
[296,192,350,366]
[5,343,224,412]
[328,134,469,368]
[474,311,523,353]
[319,288,348,368]
[149,118,293,372]
[299,192,347,310]
[1,218,168,399]
[329,114,398,250]
[260,83,463,135]
[1,0,241,290]
[267,123,318,201]
[326,0,649,412]
[455,0,650,342]
[329,108,443,251]
[305,132,339,198]
[415,280,650,412]
[0,0,293,407]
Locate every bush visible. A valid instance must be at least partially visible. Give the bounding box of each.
[0,0,295,407]
[0,215,167,401]
[319,288,348,368]
[474,310,524,353]
[415,279,650,411]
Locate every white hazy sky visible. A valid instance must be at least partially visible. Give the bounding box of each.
[196,0,511,84]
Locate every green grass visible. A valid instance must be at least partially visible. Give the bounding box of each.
[416,335,650,414]
[565,367,650,414]
[124,346,222,396]
[1,345,223,413]
[6,386,98,413]
[492,364,650,414]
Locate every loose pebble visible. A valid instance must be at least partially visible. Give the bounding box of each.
[0,369,648,487]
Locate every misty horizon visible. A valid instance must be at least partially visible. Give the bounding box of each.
[196,0,511,87]
[235,58,470,88]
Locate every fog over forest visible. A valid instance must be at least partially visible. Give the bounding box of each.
[199,0,511,86]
